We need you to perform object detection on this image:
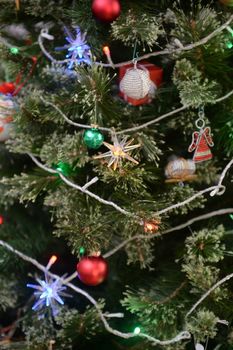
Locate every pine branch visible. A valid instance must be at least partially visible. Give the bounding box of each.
[0,238,191,346]
[38,15,233,68]
[103,208,233,258]
[40,88,233,135]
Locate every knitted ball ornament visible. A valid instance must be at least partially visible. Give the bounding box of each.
[165,157,196,180]
[119,65,153,100]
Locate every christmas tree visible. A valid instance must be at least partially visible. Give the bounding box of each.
[0,0,233,349]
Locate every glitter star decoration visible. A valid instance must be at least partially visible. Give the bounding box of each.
[27,256,70,316]
[56,26,91,69]
[94,136,141,170]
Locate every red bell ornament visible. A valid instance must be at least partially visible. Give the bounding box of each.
[76,256,109,286]
[92,0,121,23]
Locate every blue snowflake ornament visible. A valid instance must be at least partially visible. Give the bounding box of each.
[56,27,91,69]
[27,256,71,316]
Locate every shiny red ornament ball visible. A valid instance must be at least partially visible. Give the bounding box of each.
[77,256,108,286]
[0,82,16,95]
[92,0,121,23]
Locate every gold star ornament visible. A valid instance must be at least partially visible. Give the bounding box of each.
[94,136,141,170]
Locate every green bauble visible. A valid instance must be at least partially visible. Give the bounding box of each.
[83,129,104,149]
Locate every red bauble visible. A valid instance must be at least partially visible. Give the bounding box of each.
[92,0,121,23]
[77,256,108,286]
[0,82,16,95]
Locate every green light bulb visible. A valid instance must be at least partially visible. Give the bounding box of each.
[229,214,233,220]
[10,47,19,55]
[53,162,73,176]
[227,41,233,49]
[79,247,85,255]
[134,327,141,335]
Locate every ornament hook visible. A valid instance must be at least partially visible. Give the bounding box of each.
[198,106,205,119]
[195,106,205,129]
[132,40,139,68]
[195,118,205,130]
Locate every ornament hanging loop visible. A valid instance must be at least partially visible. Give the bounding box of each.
[132,40,139,68]
[195,106,206,129]
[133,59,138,69]
[198,106,205,118]
[195,118,205,130]
[133,55,139,69]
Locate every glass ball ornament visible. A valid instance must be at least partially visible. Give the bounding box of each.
[76,255,108,286]
[92,0,121,23]
[83,128,104,149]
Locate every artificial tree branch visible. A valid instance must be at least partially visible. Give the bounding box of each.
[186,272,233,318]
[0,236,231,344]
[98,14,233,68]
[28,153,232,234]
[40,96,113,133]
[38,15,233,68]
[157,185,225,216]
[40,89,233,136]
[116,90,233,135]
[28,153,135,218]
[0,238,191,346]
[115,105,188,135]
[149,280,187,306]
[103,208,233,258]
